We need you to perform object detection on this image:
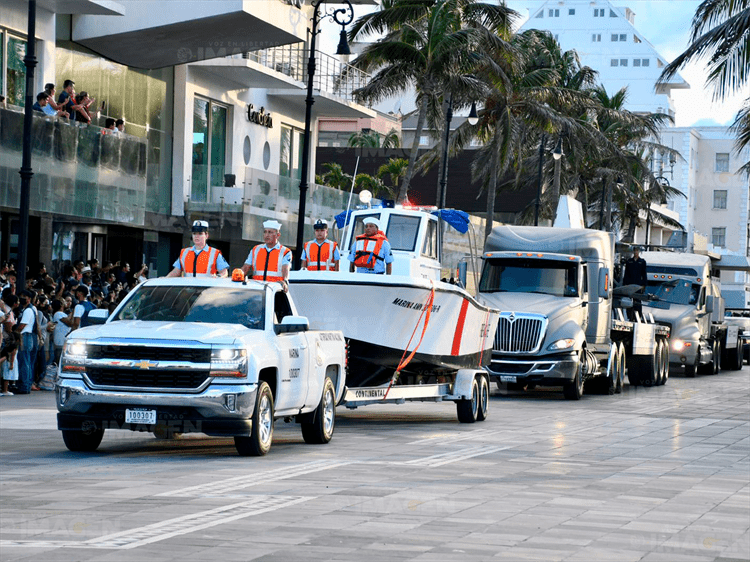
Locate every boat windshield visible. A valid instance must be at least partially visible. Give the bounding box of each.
[644,279,698,306]
[479,258,578,297]
[386,214,421,251]
[113,286,265,329]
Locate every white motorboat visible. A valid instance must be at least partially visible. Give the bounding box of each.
[289,207,499,388]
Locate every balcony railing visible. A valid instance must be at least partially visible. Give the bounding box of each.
[0,106,152,224]
[237,45,370,103]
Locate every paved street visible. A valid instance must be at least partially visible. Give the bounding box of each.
[1,366,748,562]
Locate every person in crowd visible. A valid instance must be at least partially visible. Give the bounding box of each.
[15,289,39,395]
[2,270,16,293]
[32,294,52,389]
[349,217,394,275]
[74,91,94,124]
[623,246,648,320]
[58,79,84,120]
[115,118,125,133]
[44,83,66,113]
[1,333,19,396]
[103,118,116,132]
[301,219,340,271]
[241,220,291,291]
[115,263,130,285]
[0,261,9,286]
[32,92,68,117]
[0,95,6,109]
[70,285,96,331]
[167,221,228,278]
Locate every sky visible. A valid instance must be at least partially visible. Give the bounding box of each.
[323,0,748,128]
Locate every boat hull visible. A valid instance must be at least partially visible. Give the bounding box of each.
[288,271,498,386]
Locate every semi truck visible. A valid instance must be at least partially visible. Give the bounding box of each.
[641,251,745,375]
[477,226,670,399]
[56,275,347,456]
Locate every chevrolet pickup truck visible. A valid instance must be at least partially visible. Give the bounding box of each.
[57,275,346,456]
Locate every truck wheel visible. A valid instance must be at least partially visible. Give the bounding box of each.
[703,339,721,375]
[476,375,489,422]
[563,356,584,400]
[602,343,618,395]
[616,343,626,394]
[726,338,743,371]
[655,339,666,386]
[301,377,336,444]
[659,339,669,386]
[685,355,697,378]
[62,427,104,452]
[457,377,479,423]
[235,381,274,456]
[639,346,659,387]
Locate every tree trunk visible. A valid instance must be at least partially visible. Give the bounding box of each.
[484,154,498,243]
[398,96,428,203]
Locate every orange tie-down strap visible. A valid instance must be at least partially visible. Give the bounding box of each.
[384,283,436,399]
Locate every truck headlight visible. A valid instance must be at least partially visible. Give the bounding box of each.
[61,340,88,373]
[672,339,692,352]
[547,338,575,351]
[210,348,248,378]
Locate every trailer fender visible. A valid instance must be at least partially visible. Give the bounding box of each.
[454,370,485,400]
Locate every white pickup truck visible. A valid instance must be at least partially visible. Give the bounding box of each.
[56,276,346,456]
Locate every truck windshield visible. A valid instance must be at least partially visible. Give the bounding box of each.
[644,279,698,306]
[479,258,578,297]
[113,286,265,329]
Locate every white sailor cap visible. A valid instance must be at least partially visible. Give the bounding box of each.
[263,219,282,231]
[363,217,380,229]
[313,219,328,229]
[192,220,209,232]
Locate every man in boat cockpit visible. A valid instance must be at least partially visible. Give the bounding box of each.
[349,217,393,275]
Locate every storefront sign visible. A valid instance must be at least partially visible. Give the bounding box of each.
[247,104,272,128]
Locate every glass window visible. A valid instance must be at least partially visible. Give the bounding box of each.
[620,34,627,41]
[191,97,227,202]
[611,34,619,41]
[715,153,730,172]
[386,215,421,251]
[642,58,650,66]
[611,59,619,67]
[6,35,27,107]
[479,258,579,298]
[713,189,728,209]
[419,135,429,146]
[610,9,618,16]
[634,59,641,67]
[569,8,575,15]
[535,10,543,18]
[421,218,438,259]
[712,227,726,248]
[620,59,628,66]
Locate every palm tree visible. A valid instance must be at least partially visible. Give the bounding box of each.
[349,0,516,203]
[354,173,392,199]
[659,0,750,172]
[377,157,409,192]
[348,128,402,148]
[318,162,352,190]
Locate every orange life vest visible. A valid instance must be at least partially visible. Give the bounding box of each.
[179,246,221,277]
[251,244,291,282]
[304,240,338,271]
[353,231,387,269]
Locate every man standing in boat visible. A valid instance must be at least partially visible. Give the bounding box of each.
[241,219,292,291]
[301,219,340,271]
[349,217,393,275]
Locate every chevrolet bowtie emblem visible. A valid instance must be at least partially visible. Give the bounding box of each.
[134,360,158,370]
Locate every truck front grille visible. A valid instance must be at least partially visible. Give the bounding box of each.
[86,367,209,389]
[87,345,210,363]
[494,313,546,353]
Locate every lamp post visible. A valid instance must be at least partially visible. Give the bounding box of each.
[17,0,37,290]
[534,134,546,226]
[551,137,563,222]
[294,0,353,270]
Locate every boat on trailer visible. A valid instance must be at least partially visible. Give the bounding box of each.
[288,207,499,422]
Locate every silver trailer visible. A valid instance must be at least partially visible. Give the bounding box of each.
[477,226,670,399]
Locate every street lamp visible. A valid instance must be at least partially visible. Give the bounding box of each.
[551,137,563,222]
[294,0,354,270]
[534,134,546,226]
[467,101,478,126]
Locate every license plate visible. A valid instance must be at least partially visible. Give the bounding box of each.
[125,408,156,424]
[500,375,517,383]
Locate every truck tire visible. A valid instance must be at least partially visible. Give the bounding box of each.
[457,377,479,423]
[616,343,626,394]
[639,345,659,387]
[476,375,489,422]
[563,354,584,400]
[701,339,721,375]
[235,381,274,456]
[654,339,665,386]
[659,339,669,386]
[62,427,104,452]
[601,343,619,395]
[725,337,743,371]
[301,377,336,444]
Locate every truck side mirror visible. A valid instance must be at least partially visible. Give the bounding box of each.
[274,315,310,334]
[87,309,110,325]
[598,267,610,300]
[705,295,714,314]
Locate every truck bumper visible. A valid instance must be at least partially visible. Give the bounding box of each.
[485,354,578,387]
[668,339,700,367]
[56,379,259,437]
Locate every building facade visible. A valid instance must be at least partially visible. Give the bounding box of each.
[1,0,375,276]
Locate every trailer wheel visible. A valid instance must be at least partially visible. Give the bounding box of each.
[563,353,584,400]
[602,343,619,395]
[654,339,666,386]
[457,377,479,423]
[476,375,489,422]
[62,427,104,452]
[659,339,670,386]
[235,381,274,456]
[301,377,336,445]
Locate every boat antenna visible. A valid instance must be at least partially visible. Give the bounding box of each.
[340,156,360,247]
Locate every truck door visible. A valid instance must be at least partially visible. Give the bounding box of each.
[272,292,309,412]
[697,285,710,338]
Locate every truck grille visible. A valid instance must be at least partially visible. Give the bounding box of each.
[87,345,210,363]
[494,313,546,353]
[86,367,209,389]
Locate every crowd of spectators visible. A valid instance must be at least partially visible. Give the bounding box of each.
[0,258,146,398]
[29,79,126,133]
